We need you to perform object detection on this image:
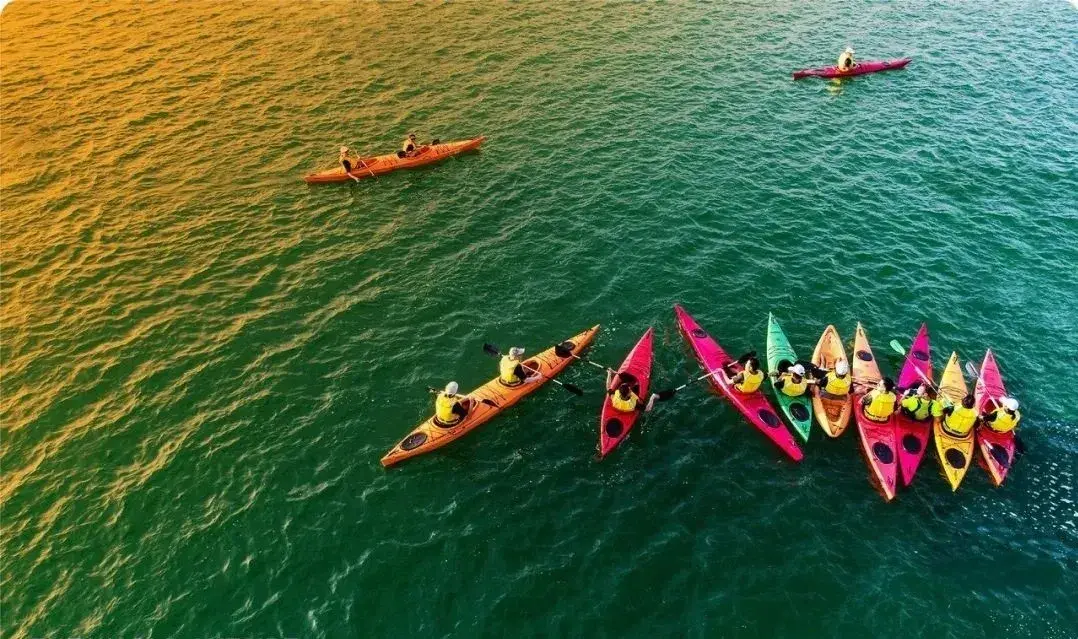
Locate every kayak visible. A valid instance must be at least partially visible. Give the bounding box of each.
[975,350,1015,486]
[793,57,912,80]
[599,328,655,457]
[810,325,852,438]
[304,136,485,183]
[852,323,897,501]
[380,325,598,467]
[895,323,933,486]
[765,313,813,441]
[934,352,974,491]
[674,305,803,462]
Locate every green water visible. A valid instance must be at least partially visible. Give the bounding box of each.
[3,1,1077,637]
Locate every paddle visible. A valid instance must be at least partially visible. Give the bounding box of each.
[964,361,1001,409]
[482,343,584,396]
[888,340,940,392]
[426,387,498,409]
[650,369,720,402]
[554,342,613,374]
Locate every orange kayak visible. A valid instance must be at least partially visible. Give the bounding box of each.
[304,136,485,183]
[381,325,598,467]
[811,325,852,437]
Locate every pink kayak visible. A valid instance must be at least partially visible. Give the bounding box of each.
[793,57,912,80]
[975,350,1015,486]
[674,305,803,462]
[599,328,654,457]
[895,323,933,486]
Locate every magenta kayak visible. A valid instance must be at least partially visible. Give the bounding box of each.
[674,305,803,462]
[976,350,1015,486]
[793,57,912,80]
[895,323,933,487]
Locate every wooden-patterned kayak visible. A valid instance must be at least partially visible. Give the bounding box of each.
[304,136,485,183]
[811,325,852,438]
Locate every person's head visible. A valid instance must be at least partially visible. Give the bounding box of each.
[881,377,895,393]
[618,382,631,398]
[745,356,759,372]
[340,146,349,155]
[509,347,525,360]
[1002,397,1020,412]
[445,381,459,395]
[790,364,805,379]
[845,46,855,55]
[408,133,417,140]
[916,384,927,397]
[962,393,976,409]
[835,360,849,377]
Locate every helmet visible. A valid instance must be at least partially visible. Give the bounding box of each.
[509,347,525,358]
[445,381,459,395]
[1002,397,1019,411]
[835,360,849,376]
[340,146,349,154]
[791,364,805,376]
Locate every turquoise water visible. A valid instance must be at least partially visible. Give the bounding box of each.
[3,1,1078,637]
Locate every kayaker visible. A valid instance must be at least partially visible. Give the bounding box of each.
[339,146,356,174]
[499,347,540,387]
[607,380,645,413]
[898,384,943,422]
[434,381,470,426]
[401,133,418,157]
[982,397,1021,433]
[771,363,810,397]
[721,353,765,394]
[816,359,852,397]
[941,393,979,436]
[838,47,856,72]
[860,377,898,422]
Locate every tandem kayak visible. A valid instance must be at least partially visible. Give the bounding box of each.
[674,305,803,462]
[304,136,485,183]
[599,328,654,457]
[793,57,912,80]
[765,313,813,441]
[380,325,598,467]
[934,352,975,491]
[852,323,897,501]
[811,325,852,438]
[975,350,1015,486]
[895,323,933,486]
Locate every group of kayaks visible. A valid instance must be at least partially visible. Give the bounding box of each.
[381,304,1019,502]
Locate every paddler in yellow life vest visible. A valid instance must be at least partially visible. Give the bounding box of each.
[771,362,810,398]
[838,47,856,72]
[815,359,852,397]
[499,347,540,387]
[860,377,898,422]
[899,384,943,422]
[401,133,418,157]
[720,353,766,394]
[434,381,470,426]
[981,397,1021,434]
[941,393,979,436]
[607,380,645,413]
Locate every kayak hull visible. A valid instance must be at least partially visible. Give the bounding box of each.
[304,136,485,183]
[852,323,897,501]
[674,305,803,462]
[599,328,655,457]
[975,350,1015,486]
[765,313,813,441]
[934,352,974,491]
[895,324,933,486]
[810,325,852,437]
[380,325,598,467]
[793,57,912,80]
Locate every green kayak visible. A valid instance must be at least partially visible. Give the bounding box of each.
[765,313,813,441]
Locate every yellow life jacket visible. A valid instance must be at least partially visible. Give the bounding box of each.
[500,356,523,386]
[838,52,854,70]
[402,139,416,153]
[864,390,897,422]
[611,390,639,412]
[435,393,462,424]
[987,408,1020,433]
[823,372,851,396]
[778,373,808,397]
[944,405,977,436]
[900,396,938,421]
[735,368,764,393]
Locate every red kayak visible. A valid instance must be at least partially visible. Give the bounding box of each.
[674,305,803,462]
[793,57,912,80]
[852,323,897,501]
[895,323,933,486]
[976,350,1015,486]
[599,328,655,457]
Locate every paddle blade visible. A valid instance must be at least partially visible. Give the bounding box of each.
[964,361,979,379]
[563,382,585,396]
[554,342,574,358]
[483,343,501,358]
[889,340,906,356]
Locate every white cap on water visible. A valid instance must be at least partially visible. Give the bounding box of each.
[791,364,806,376]
[835,360,849,376]
[509,347,525,358]
[1003,397,1019,411]
[445,381,459,395]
